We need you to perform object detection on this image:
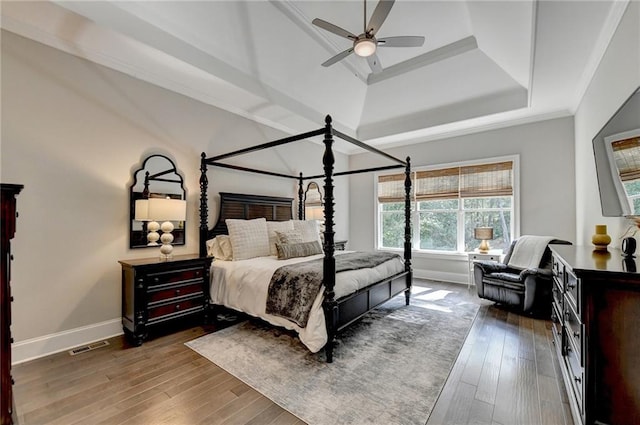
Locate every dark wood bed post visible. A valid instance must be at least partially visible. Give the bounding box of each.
[297,172,304,220]
[404,156,413,305]
[322,115,337,363]
[199,152,209,258]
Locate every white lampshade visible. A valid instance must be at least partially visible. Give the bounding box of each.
[147,198,186,222]
[134,200,149,221]
[354,38,377,57]
[305,207,324,221]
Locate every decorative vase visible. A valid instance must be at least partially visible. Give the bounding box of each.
[592,224,611,250]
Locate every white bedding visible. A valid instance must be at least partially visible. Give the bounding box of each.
[210,251,405,353]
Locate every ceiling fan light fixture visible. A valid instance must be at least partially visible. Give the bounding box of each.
[354,38,377,57]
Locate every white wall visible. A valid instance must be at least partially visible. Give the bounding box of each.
[1,31,348,362]
[349,117,576,282]
[575,1,640,246]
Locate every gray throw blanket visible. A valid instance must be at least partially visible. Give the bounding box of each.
[265,251,401,328]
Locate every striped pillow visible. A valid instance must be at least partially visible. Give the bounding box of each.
[275,241,323,260]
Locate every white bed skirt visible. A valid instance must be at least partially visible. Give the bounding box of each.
[209,251,405,353]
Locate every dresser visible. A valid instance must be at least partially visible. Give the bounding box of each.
[550,244,640,425]
[119,254,212,345]
[1,184,23,425]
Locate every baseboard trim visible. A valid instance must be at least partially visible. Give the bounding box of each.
[413,268,468,285]
[12,319,123,365]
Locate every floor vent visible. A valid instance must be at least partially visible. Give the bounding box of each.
[69,340,110,356]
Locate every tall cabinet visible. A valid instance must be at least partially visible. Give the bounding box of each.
[550,244,640,425]
[1,184,23,425]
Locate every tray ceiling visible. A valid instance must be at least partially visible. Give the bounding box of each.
[1,1,629,152]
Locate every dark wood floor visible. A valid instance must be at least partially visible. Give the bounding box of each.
[12,280,572,425]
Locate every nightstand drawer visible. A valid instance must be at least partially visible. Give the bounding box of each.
[147,267,204,287]
[147,282,204,304]
[147,296,203,322]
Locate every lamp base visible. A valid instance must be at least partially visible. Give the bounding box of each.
[478,239,490,254]
[159,221,175,260]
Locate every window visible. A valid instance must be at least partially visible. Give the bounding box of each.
[377,158,516,253]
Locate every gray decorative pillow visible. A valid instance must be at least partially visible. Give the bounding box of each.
[275,229,304,245]
[276,241,323,260]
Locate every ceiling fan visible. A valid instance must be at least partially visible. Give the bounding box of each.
[312,0,425,73]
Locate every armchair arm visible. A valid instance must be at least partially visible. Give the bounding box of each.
[474,260,508,274]
[520,267,553,280]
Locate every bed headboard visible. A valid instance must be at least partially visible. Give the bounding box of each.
[208,192,294,240]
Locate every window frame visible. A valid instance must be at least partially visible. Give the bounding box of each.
[375,155,520,256]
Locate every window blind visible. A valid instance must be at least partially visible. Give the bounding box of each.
[379,160,513,202]
[377,174,408,203]
[459,161,513,198]
[612,137,640,182]
[415,167,459,200]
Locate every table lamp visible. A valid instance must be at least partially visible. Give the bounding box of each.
[134,199,160,246]
[474,227,494,254]
[147,198,187,259]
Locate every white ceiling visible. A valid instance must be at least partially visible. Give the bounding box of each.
[1,1,630,152]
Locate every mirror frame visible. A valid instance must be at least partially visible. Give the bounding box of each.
[593,86,640,217]
[129,154,186,249]
[303,181,323,219]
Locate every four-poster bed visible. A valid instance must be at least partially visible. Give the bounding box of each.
[199,115,412,362]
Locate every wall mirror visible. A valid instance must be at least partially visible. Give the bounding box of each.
[593,87,640,216]
[304,181,323,220]
[129,154,186,248]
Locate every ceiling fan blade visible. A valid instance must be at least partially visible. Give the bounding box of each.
[366,0,395,35]
[322,48,355,67]
[377,36,425,47]
[367,54,383,73]
[312,18,358,40]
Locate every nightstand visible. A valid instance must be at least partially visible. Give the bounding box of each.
[468,251,502,288]
[119,254,213,345]
[334,240,348,250]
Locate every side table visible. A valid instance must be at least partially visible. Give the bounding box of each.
[468,251,502,288]
[119,254,213,345]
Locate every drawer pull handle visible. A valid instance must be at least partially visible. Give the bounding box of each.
[568,282,577,289]
[567,345,572,352]
[154,277,160,283]
[175,289,181,296]
[573,331,580,338]
[574,375,582,384]
[175,304,181,310]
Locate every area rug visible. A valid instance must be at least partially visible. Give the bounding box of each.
[186,284,479,425]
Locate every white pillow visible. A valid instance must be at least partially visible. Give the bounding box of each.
[205,238,217,257]
[292,220,323,246]
[217,235,233,260]
[205,236,233,260]
[225,218,270,260]
[266,221,294,256]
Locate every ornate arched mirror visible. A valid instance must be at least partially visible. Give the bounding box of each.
[129,154,186,249]
[303,181,323,220]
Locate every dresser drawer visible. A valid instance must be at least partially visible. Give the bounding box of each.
[565,303,583,362]
[551,303,564,355]
[552,278,563,309]
[147,282,203,304]
[147,296,203,322]
[565,338,584,412]
[146,266,204,287]
[565,269,580,314]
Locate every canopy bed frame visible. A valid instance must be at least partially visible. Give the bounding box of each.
[198,115,412,362]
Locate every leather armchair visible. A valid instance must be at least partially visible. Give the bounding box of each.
[474,238,571,314]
